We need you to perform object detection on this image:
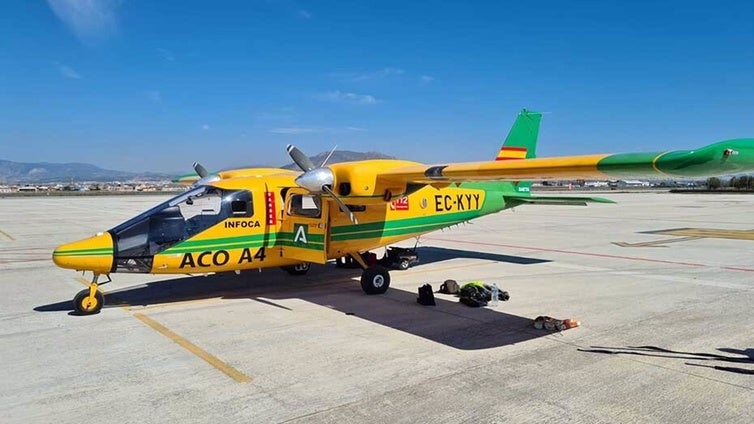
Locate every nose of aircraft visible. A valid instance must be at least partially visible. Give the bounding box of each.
[52,232,114,274]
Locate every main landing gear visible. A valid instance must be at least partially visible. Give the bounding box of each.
[345,252,391,295]
[72,274,109,315]
[360,266,390,295]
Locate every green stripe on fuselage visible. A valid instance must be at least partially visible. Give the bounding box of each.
[53,247,113,256]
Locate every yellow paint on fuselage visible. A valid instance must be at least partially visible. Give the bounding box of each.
[152,174,299,273]
[327,184,489,257]
[52,232,114,274]
[149,171,493,273]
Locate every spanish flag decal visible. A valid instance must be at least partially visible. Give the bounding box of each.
[496,146,528,161]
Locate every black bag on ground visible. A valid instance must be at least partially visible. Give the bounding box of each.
[417,284,436,306]
[459,284,488,307]
[439,279,460,294]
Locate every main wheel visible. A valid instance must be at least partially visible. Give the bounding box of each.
[398,258,410,270]
[360,266,390,294]
[73,288,104,315]
[282,262,310,276]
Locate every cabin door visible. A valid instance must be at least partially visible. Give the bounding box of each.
[281,188,329,264]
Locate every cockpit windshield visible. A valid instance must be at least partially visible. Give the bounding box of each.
[110,186,252,272]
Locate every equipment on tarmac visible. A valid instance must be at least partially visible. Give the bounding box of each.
[379,246,420,270]
[439,279,460,294]
[417,284,436,306]
[533,316,580,331]
[458,281,510,307]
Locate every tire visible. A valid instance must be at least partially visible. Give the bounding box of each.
[282,263,310,276]
[360,266,390,295]
[73,288,104,315]
[398,259,410,270]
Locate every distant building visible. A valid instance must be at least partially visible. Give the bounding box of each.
[618,180,650,187]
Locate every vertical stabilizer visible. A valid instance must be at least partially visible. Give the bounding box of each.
[495,109,542,161]
[493,109,542,194]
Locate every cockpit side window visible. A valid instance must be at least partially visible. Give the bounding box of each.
[288,194,321,218]
[178,189,222,221]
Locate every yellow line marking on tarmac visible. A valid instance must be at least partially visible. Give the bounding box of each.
[0,230,15,241]
[613,236,702,248]
[648,228,754,241]
[133,313,252,383]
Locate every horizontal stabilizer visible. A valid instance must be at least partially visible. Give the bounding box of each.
[503,193,615,206]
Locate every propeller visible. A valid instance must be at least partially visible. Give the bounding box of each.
[286,144,358,224]
[191,161,220,186]
[193,162,209,178]
[286,145,316,172]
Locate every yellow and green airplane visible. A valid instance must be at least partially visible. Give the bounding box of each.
[53,109,754,314]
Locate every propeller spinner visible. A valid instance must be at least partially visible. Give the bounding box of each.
[286,144,358,224]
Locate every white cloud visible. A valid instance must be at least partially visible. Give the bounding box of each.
[420,75,435,84]
[201,124,210,130]
[55,62,82,79]
[46,0,121,44]
[298,9,312,19]
[317,91,379,105]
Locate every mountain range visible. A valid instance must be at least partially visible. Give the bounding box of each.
[0,151,394,184]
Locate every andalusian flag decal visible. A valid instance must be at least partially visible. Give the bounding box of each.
[496,146,528,161]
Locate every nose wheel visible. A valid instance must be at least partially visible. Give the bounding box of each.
[72,274,109,315]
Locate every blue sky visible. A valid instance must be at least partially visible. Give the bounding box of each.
[1,1,752,173]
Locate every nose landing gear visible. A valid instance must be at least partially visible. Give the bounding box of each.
[72,274,110,315]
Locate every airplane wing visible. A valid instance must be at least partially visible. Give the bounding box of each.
[375,139,754,186]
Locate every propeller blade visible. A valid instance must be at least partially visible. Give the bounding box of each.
[322,185,358,225]
[320,145,338,167]
[193,162,209,178]
[286,144,316,172]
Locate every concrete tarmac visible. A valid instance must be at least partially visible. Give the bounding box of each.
[1,192,752,423]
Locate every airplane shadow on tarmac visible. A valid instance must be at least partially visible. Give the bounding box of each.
[414,246,550,266]
[35,247,552,350]
[578,345,754,375]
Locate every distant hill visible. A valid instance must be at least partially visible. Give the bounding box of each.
[280,150,394,170]
[1,151,394,184]
[0,160,171,184]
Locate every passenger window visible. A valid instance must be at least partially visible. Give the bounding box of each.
[231,200,248,215]
[288,194,321,218]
